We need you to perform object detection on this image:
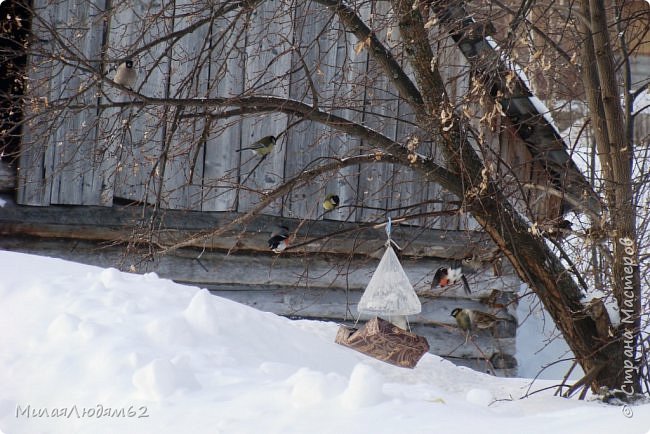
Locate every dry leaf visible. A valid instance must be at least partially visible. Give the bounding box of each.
[354,37,371,55]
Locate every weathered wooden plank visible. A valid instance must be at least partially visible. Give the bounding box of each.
[384,15,419,220]
[284,21,329,219]
[0,205,504,262]
[103,0,173,204]
[447,355,517,377]
[356,1,399,223]
[45,0,105,206]
[200,10,247,212]
[204,287,516,333]
[0,161,16,192]
[17,0,58,206]
[0,233,518,297]
[159,0,212,210]
[319,4,372,224]
[237,2,292,216]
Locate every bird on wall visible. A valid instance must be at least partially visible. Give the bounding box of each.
[268,225,291,253]
[450,307,507,342]
[237,135,277,157]
[431,256,482,295]
[113,59,137,90]
[322,194,340,211]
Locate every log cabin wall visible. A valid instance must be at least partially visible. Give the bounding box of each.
[16,0,567,227]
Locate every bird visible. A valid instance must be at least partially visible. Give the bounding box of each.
[450,307,507,342]
[237,135,277,157]
[544,218,573,240]
[113,59,137,89]
[322,194,340,211]
[431,256,482,295]
[268,225,290,253]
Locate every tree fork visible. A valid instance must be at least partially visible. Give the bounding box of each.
[391,0,628,392]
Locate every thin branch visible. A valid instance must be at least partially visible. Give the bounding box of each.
[156,153,423,255]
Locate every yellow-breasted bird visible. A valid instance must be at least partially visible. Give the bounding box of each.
[322,194,340,211]
[237,135,277,157]
[450,307,507,342]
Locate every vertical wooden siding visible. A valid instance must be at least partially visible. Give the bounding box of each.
[19,0,560,230]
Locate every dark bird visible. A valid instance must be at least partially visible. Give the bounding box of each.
[451,307,508,342]
[547,219,573,240]
[432,256,482,295]
[237,135,277,157]
[268,225,290,253]
[322,194,340,211]
[113,59,137,89]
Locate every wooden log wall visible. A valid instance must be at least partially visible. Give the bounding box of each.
[15,0,568,230]
[0,203,519,374]
[0,229,520,375]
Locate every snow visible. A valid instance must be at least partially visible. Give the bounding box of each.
[516,286,585,380]
[1,251,649,434]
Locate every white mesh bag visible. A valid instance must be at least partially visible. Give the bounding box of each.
[357,245,421,316]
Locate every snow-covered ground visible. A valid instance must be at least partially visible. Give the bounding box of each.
[1,251,648,434]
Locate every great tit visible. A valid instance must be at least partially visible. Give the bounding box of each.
[113,59,137,89]
[268,225,290,253]
[451,308,507,342]
[450,308,504,331]
[237,135,277,157]
[322,194,340,211]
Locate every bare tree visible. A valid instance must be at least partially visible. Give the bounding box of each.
[2,0,649,397]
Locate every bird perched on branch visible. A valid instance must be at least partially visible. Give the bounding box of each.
[451,307,508,342]
[268,225,290,253]
[432,256,482,295]
[237,135,277,157]
[322,194,340,211]
[113,59,137,90]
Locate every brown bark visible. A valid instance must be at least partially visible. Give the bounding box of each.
[578,0,642,392]
[388,0,635,392]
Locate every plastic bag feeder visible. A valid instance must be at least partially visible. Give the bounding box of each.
[335,237,429,368]
[357,245,421,317]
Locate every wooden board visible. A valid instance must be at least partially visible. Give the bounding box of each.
[0,161,16,192]
[200,9,247,212]
[103,0,173,204]
[0,205,503,262]
[159,0,212,211]
[236,2,292,216]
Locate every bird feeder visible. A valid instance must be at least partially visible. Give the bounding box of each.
[357,244,421,326]
[335,220,429,368]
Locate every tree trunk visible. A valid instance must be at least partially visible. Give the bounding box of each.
[390,0,637,393]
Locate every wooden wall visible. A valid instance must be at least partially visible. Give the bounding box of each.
[0,203,520,375]
[0,230,520,376]
[15,0,563,230]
